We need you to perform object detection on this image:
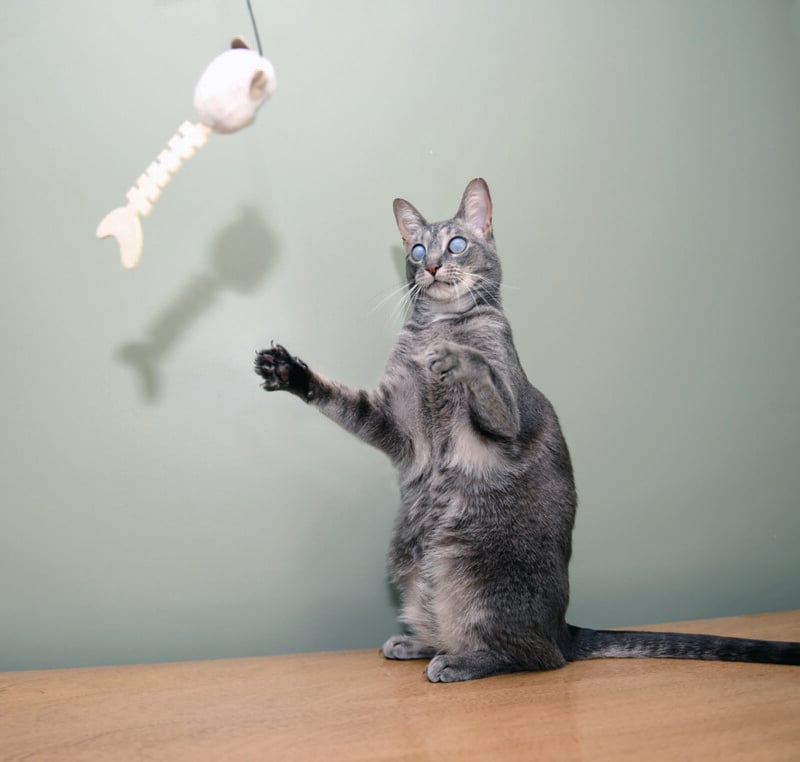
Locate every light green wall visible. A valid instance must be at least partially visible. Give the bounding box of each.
[1,1,798,671]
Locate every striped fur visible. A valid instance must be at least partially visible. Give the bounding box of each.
[255,179,800,681]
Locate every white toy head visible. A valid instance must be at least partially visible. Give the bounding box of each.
[193,37,276,134]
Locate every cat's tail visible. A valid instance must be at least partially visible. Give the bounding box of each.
[565,624,800,665]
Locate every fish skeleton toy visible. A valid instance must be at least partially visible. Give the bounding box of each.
[96,37,276,269]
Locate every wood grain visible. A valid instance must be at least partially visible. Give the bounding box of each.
[1,611,798,761]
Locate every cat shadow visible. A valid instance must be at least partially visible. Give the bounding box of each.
[117,205,278,402]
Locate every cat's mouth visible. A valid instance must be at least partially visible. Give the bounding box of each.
[429,278,456,290]
[425,280,460,300]
[421,273,462,299]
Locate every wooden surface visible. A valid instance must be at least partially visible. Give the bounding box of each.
[2,611,799,761]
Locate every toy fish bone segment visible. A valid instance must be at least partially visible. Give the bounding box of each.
[96,37,275,269]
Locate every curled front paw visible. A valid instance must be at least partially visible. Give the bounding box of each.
[254,343,311,398]
[426,342,466,383]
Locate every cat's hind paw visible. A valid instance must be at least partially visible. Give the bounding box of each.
[425,651,513,683]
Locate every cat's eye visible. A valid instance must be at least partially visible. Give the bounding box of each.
[448,236,467,254]
[410,244,426,261]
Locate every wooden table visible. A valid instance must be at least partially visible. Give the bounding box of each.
[2,611,798,761]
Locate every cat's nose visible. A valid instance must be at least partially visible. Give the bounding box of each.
[426,264,440,276]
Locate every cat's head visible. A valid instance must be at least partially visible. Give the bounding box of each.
[393,178,502,313]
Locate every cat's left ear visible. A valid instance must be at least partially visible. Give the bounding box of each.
[456,178,493,239]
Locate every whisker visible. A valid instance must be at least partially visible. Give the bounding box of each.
[465,274,497,306]
[470,271,518,292]
[467,283,479,310]
[368,281,415,315]
[389,282,420,323]
[470,280,492,307]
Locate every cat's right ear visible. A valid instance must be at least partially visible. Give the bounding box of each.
[456,178,493,239]
[393,199,427,244]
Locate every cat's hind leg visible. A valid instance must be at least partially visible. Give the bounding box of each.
[381,635,437,660]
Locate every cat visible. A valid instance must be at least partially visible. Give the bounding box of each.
[254,178,800,682]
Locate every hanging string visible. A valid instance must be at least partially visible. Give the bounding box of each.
[246,0,264,56]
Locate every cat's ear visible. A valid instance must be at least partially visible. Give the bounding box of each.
[456,178,493,239]
[231,37,251,50]
[393,199,427,244]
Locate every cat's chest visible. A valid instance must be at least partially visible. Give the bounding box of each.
[403,335,469,431]
[392,327,506,478]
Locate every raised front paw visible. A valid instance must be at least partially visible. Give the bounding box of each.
[254,343,293,390]
[426,341,467,384]
[254,343,311,398]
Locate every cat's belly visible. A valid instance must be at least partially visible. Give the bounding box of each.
[391,459,516,652]
[400,563,488,653]
[393,435,517,569]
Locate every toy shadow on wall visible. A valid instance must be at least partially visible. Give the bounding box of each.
[117,206,278,401]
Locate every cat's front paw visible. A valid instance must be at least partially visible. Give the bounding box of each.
[381,635,437,660]
[254,343,311,398]
[426,342,467,384]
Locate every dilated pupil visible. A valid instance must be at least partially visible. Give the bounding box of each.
[448,237,467,254]
[411,244,426,261]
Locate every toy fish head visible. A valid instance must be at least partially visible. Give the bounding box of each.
[193,37,276,134]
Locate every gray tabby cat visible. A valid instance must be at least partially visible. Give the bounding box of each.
[254,178,800,682]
